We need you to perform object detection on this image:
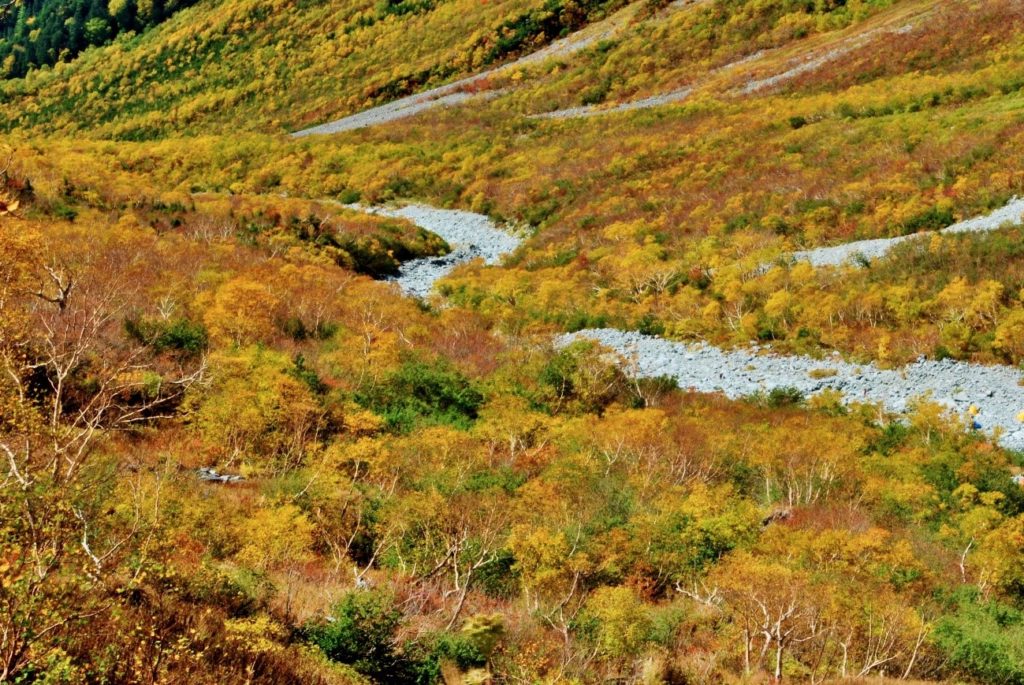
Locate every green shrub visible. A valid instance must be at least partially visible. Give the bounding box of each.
[747,386,805,408]
[124,316,208,355]
[933,589,1024,685]
[51,202,78,221]
[865,420,910,456]
[634,314,665,336]
[540,340,625,415]
[899,205,955,234]
[562,310,610,332]
[338,188,362,204]
[304,589,411,682]
[288,354,327,395]
[356,358,484,431]
[404,632,486,685]
[580,79,612,106]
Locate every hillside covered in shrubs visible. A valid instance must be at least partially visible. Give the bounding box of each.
[4,0,1024,682]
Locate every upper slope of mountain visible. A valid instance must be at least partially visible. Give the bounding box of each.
[1,0,633,136]
[3,0,909,137]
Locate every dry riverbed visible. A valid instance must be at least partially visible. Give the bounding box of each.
[353,201,1024,451]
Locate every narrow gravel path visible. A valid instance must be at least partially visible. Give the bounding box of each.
[532,86,695,120]
[530,51,764,121]
[291,3,641,137]
[788,196,1024,268]
[351,201,1024,450]
[350,203,521,298]
[527,23,882,121]
[532,5,927,121]
[293,88,501,137]
[562,328,1024,450]
[736,24,910,95]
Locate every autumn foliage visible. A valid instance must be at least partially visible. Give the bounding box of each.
[4,0,1024,682]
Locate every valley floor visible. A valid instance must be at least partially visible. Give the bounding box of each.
[365,199,1024,449]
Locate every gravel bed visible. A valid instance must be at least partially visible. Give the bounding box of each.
[532,87,694,120]
[789,197,1024,268]
[739,40,868,94]
[346,195,1024,451]
[349,203,521,298]
[739,20,918,95]
[562,328,1024,450]
[530,10,917,120]
[531,51,766,121]
[292,88,500,137]
[344,197,1024,448]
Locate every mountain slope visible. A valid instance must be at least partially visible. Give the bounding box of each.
[6,0,1024,683]
[0,0,630,137]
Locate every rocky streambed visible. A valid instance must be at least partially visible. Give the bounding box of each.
[563,328,1024,450]
[354,201,1024,450]
[789,197,1024,267]
[350,203,521,299]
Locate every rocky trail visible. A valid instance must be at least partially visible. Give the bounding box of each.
[531,85,695,120]
[563,328,1024,451]
[291,2,643,137]
[292,87,501,137]
[787,196,1024,268]
[353,201,1024,450]
[530,50,764,121]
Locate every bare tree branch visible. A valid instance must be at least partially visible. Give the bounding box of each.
[33,264,74,311]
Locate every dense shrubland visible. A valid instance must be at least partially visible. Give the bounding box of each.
[4,137,1024,683]
[6,0,1024,681]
